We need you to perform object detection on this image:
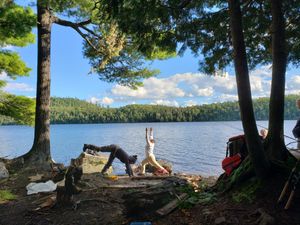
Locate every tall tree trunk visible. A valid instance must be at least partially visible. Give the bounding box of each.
[266,0,287,160]
[22,0,52,166]
[228,0,270,178]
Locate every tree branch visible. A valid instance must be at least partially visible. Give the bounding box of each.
[77,19,91,26]
[52,16,100,52]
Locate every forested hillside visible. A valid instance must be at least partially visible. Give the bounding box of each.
[1,95,299,125]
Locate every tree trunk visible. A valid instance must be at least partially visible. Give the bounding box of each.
[228,0,270,178]
[266,0,287,160]
[21,1,52,166]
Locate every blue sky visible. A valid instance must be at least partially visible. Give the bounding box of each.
[1,9,300,108]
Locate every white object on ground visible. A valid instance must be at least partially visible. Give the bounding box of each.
[26,180,57,195]
[0,162,9,179]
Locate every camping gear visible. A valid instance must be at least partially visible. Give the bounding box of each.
[227,134,248,159]
[222,154,242,176]
[106,175,119,181]
[222,134,247,176]
[278,149,300,209]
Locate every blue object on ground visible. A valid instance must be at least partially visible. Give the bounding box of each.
[130,222,152,225]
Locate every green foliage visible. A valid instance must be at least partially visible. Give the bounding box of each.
[1,95,299,125]
[84,39,159,88]
[178,184,217,209]
[0,51,31,78]
[0,3,36,46]
[0,2,35,126]
[36,0,163,88]
[96,0,180,60]
[0,190,17,203]
[0,92,35,125]
[96,1,300,74]
[0,2,35,77]
[231,178,262,203]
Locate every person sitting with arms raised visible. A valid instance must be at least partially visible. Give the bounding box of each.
[260,128,268,140]
[139,127,169,175]
[83,144,137,177]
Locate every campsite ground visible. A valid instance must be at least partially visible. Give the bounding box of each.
[0,169,300,225]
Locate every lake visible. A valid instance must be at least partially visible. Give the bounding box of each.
[0,121,298,176]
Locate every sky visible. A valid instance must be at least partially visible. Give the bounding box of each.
[1,11,300,108]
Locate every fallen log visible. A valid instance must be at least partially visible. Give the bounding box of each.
[156,193,189,216]
[98,184,148,189]
[131,175,175,180]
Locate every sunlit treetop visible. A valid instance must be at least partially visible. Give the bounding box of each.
[94,0,300,74]
[25,0,176,88]
[0,1,36,78]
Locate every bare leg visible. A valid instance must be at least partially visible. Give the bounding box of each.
[84,144,117,153]
[148,154,165,170]
[140,158,150,174]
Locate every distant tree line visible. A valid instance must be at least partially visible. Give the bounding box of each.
[0,95,299,125]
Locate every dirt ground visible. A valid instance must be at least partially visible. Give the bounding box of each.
[0,169,300,225]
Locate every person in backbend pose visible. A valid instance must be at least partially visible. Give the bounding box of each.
[83,144,137,177]
[139,127,169,175]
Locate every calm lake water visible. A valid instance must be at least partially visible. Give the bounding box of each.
[0,121,297,176]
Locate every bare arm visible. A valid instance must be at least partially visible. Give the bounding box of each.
[145,128,150,145]
[125,161,134,177]
[150,127,153,138]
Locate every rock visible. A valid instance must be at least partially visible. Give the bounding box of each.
[214,216,226,224]
[28,174,43,182]
[77,152,113,174]
[202,208,213,216]
[0,162,9,179]
[146,159,173,174]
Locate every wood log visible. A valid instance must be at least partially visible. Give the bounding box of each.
[56,162,83,206]
[156,193,189,216]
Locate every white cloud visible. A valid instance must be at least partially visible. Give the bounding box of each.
[0,72,11,81]
[1,45,15,50]
[218,94,239,102]
[250,65,272,78]
[150,99,179,107]
[185,100,197,107]
[112,85,147,98]
[112,76,185,99]
[87,96,114,105]
[286,75,300,94]
[192,85,214,96]
[101,97,114,105]
[106,65,300,105]
[87,97,100,104]
[3,83,34,92]
[250,76,264,92]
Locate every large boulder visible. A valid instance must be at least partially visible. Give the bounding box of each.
[77,152,113,174]
[0,162,9,179]
[146,159,173,174]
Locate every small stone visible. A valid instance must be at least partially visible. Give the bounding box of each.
[0,162,9,179]
[202,208,213,215]
[214,216,226,224]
